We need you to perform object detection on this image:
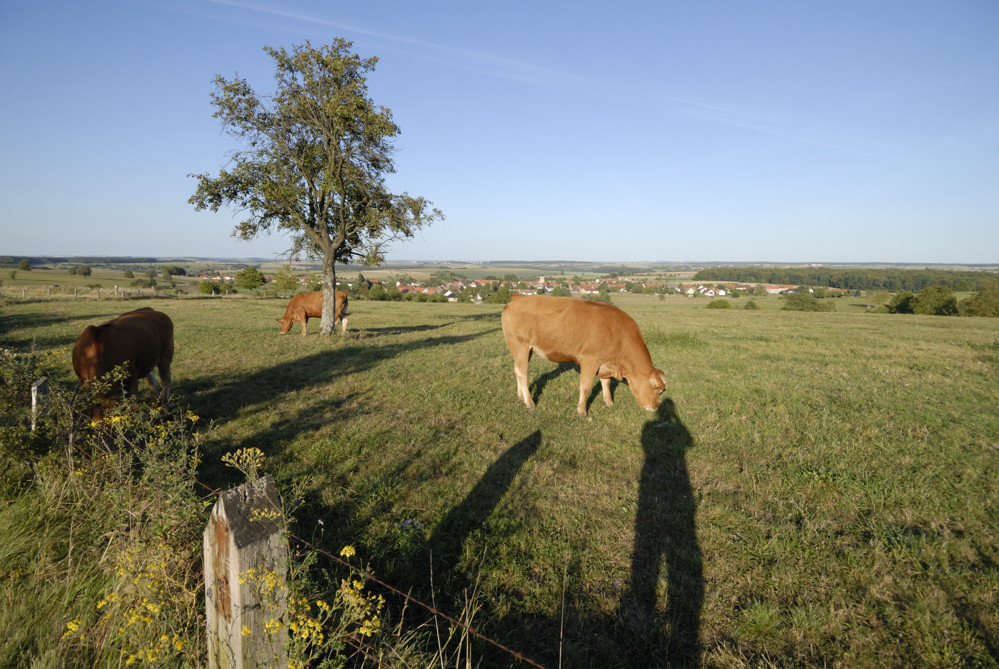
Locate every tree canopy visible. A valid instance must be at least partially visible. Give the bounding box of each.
[189,39,442,334]
[235,266,267,290]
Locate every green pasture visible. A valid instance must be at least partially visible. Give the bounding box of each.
[0,267,202,296]
[2,294,997,667]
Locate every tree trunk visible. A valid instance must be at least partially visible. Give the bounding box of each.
[319,254,337,336]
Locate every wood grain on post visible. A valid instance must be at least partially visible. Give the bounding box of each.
[204,474,289,669]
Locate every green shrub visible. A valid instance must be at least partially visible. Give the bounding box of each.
[912,286,958,316]
[706,300,731,309]
[783,292,835,312]
[199,280,222,295]
[887,291,915,314]
[744,300,760,310]
[0,355,205,666]
[235,266,266,290]
[582,292,612,304]
[959,284,999,317]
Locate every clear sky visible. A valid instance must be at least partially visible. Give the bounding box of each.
[2,1,997,264]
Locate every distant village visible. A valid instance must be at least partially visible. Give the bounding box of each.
[195,269,838,302]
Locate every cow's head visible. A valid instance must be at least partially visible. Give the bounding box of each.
[630,368,667,411]
[276,317,292,334]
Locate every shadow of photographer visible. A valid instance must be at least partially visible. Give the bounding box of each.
[618,397,703,667]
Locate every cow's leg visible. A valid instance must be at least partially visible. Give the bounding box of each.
[125,374,141,400]
[340,316,349,334]
[600,377,614,407]
[300,317,308,336]
[143,370,159,402]
[512,347,535,408]
[157,360,172,405]
[577,362,600,416]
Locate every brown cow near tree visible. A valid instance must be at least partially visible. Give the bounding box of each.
[277,290,349,336]
[72,307,174,419]
[501,294,667,416]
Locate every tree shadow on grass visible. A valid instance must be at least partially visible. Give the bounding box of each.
[615,397,703,667]
[179,329,496,489]
[360,311,499,337]
[0,311,111,351]
[182,331,495,423]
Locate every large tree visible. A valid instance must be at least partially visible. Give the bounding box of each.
[189,40,442,334]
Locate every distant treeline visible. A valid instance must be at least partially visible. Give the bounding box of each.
[0,256,158,267]
[692,267,999,292]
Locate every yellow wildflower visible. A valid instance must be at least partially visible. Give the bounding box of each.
[62,619,82,639]
[339,545,356,558]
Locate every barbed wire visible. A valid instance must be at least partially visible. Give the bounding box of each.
[25,377,548,667]
[196,478,548,669]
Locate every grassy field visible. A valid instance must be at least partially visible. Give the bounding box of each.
[2,293,998,667]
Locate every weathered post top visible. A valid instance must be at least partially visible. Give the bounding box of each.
[204,474,289,669]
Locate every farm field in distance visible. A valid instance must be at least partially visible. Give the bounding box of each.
[2,292,997,667]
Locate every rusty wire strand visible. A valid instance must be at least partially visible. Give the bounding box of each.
[196,479,547,668]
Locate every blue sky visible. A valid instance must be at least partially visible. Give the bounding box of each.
[2,1,997,263]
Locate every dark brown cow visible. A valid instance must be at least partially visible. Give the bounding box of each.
[276,290,349,336]
[501,294,667,416]
[72,307,174,418]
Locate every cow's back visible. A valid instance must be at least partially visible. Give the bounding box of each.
[73,308,173,380]
[288,291,346,318]
[296,291,325,318]
[502,295,648,363]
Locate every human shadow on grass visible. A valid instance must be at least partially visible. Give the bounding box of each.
[615,398,703,668]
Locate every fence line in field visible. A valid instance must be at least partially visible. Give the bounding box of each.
[197,478,547,669]
[37,377,546,667]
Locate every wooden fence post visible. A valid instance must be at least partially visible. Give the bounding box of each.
[31,377,48,431]
[204,474,289,669]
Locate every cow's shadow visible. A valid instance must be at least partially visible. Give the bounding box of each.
[428,430,542,579]
[529,362,576,405]
[529,363,624,414]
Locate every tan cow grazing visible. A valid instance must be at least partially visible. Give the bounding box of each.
[277,290,349,336]
[501,294,667,416]
[72,307,174,419]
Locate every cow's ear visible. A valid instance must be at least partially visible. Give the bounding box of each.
[651,370,667,392]
[276,319,282,323]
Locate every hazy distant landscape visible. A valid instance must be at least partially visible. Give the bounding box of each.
[2,252,997,666]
